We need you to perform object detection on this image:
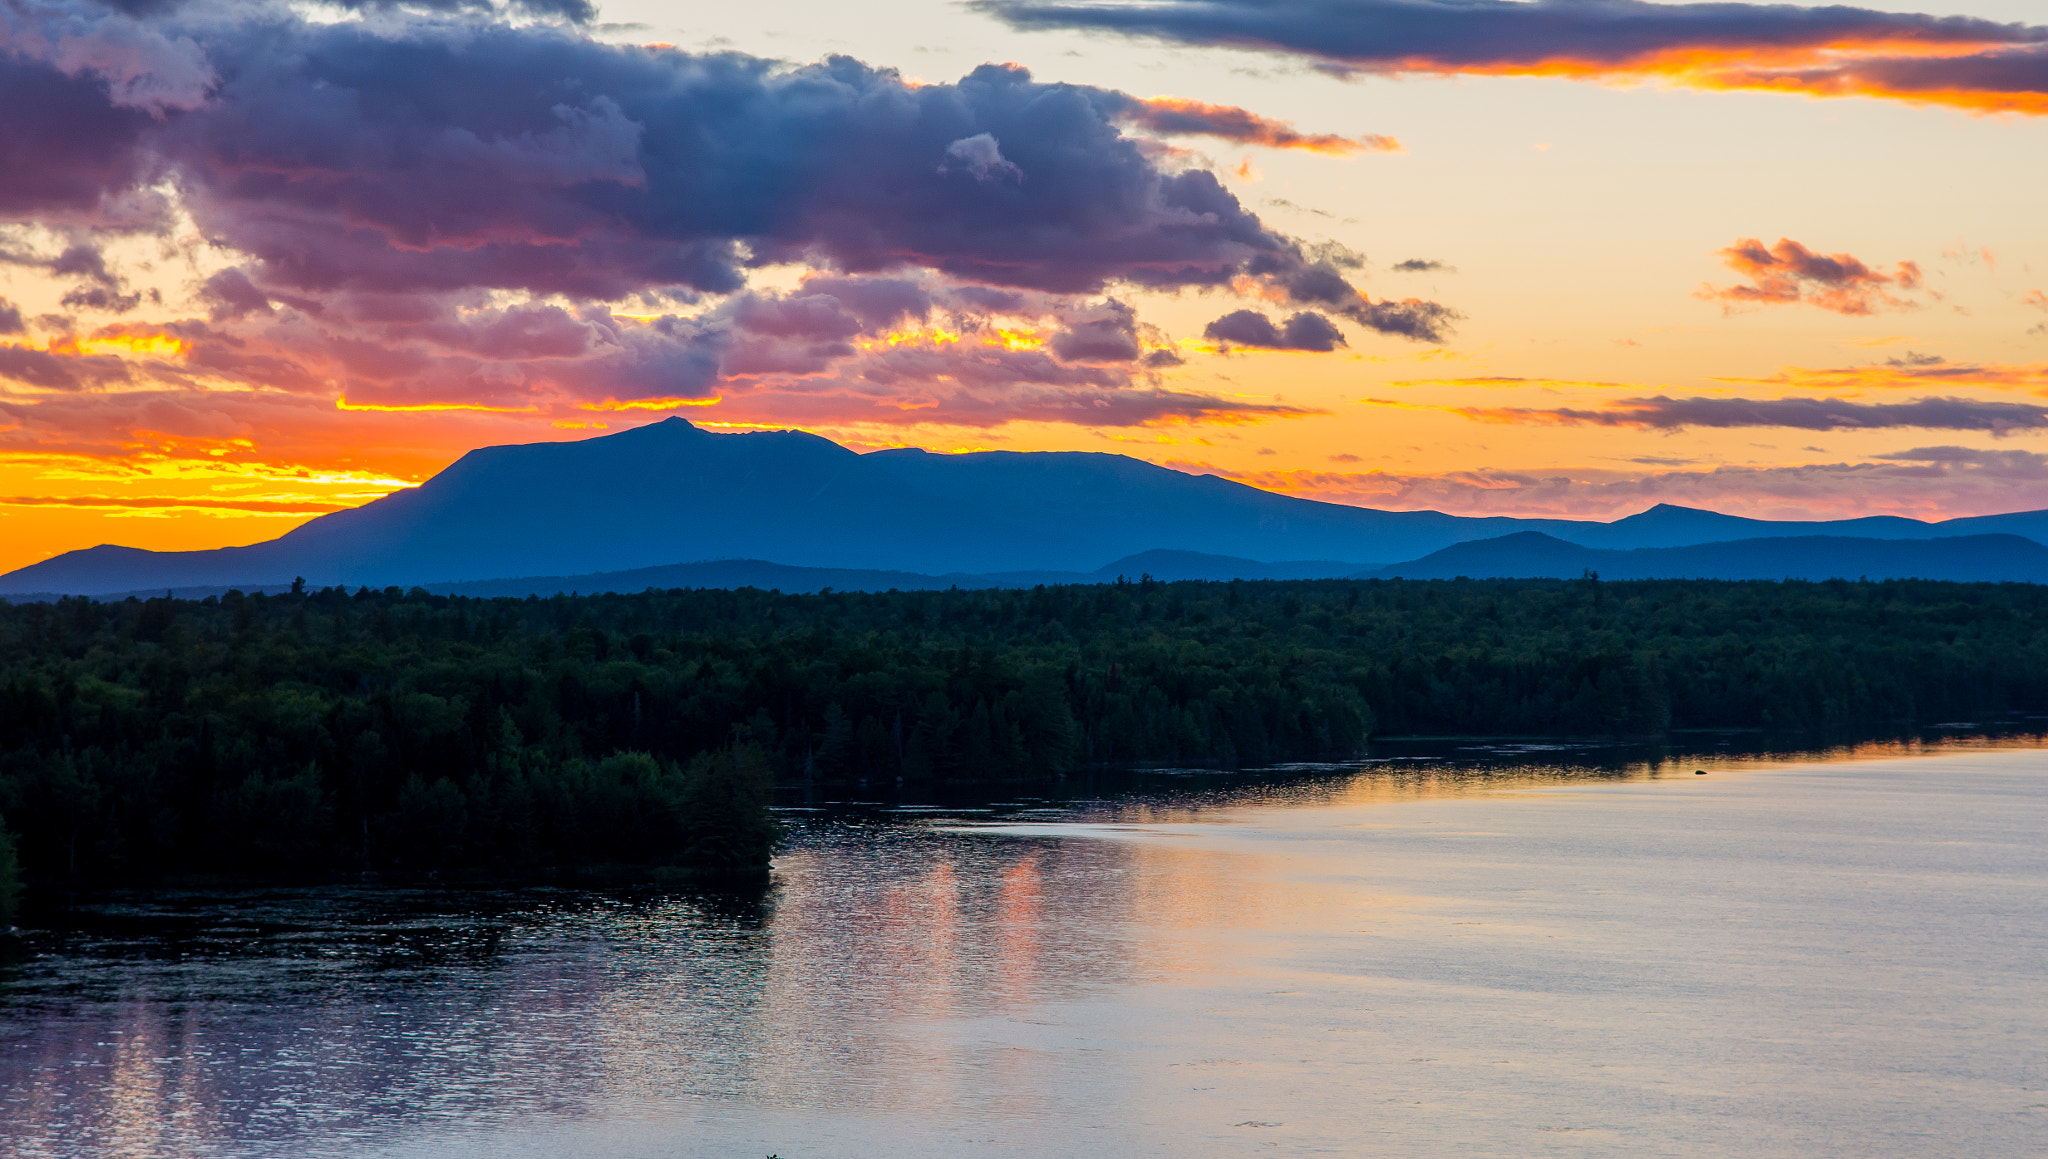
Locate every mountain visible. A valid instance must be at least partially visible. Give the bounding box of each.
[0,418,1571,595]
[1368,532,2048,583]
[1552,503,2048,551]
[7,418,2048,596]
[420,550,1357,598]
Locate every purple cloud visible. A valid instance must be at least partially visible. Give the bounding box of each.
[1205,309,1347,351]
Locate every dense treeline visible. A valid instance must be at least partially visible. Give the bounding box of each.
[3,574,2047,896]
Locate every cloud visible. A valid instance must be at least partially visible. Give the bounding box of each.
[1187,446,2048,521]
[43,5,217,114]
[940,133,1025,182]
[0,38,169,228]
[1049,299,1142,361]
[142,31,1405,306]
[59,285,145,313]
[1391,259,1449,273]
[1350,297,1460,342]
[5,239,140,301]
[0,300,23,336]
[1110,96,1401,154]
[0,272,1306,436]
[1720,359,2048,391]
[1205,309,1346,351]
[0,494,349,514]
[1444,394,2048,435]
[720,378,1316,428]
[1873,444,2048,466]
[1699,238,1922,315]
[0,5,1447,313]
[0,342,133,391]
[978,0,2048,115]
[1388,373,1630,389]
[0,1,1453,444]
[199,268,273,321]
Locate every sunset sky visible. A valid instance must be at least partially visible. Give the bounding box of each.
[3,0,2048,574]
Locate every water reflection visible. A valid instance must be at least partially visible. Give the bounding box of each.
[2,733,2044,1158]
[0,830,1168,1155]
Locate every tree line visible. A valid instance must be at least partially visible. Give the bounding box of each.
[3,573,2046,904]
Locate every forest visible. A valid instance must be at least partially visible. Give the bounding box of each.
[3,573,2048,902]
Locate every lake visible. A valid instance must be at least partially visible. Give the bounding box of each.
[3,737,2045,1158]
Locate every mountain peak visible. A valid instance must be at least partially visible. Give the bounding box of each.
[1614,503,1754,524]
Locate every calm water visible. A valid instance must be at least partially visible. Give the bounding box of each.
[3,739,2046,1158]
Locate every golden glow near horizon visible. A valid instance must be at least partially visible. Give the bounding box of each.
[334,397,542,414]
[580,397,724,411]
[3,0,2047,573]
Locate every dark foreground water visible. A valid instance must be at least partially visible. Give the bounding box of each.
[3,738,2045,1158]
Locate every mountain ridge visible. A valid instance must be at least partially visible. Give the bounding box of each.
[1369,531,2048,583]
[8,418,2048,595]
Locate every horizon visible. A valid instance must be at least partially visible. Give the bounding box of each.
[11,415,2036,580]
[4,0,2048,574]
[16,415,2048,596]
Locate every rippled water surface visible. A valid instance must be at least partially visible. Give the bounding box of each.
[4,739,2046,1158]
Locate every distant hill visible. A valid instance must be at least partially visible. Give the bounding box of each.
[1557,503,2048,551]
[1367,532,2048,583]
[7,418,2048,596]
[421,550,1361,598]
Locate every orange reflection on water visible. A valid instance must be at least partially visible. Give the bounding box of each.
[994,849,1043,1009]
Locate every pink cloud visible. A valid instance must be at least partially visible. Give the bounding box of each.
[1699,238,1924,316]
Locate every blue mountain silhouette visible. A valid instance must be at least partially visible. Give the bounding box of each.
[6,418,2048,596]
[1367,531,2048,583]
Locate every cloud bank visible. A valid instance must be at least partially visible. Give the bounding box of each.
[1198,446,2048,521]
[980,0,2048,115]
[1447,395,2048,434]
[0,0,1446,459]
